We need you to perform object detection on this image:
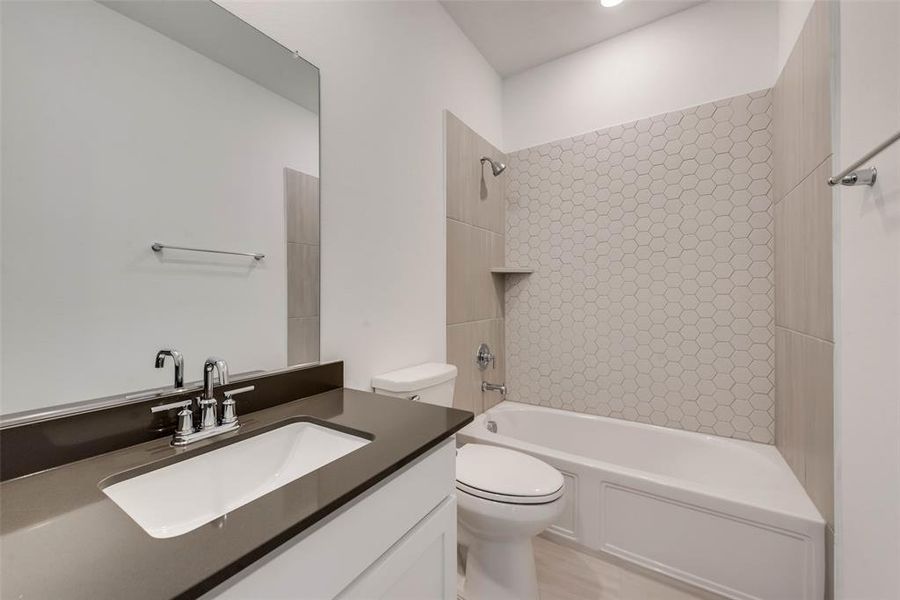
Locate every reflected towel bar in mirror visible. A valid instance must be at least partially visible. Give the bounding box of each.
[151,242,265,260]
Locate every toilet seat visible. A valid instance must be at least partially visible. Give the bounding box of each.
[456,481,564,504]
[456,444,564,505]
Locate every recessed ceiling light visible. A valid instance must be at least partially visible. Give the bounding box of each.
[601,0,625,7]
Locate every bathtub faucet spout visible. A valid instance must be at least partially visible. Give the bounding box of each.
[482,381,507,397]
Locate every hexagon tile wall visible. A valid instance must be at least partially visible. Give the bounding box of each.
[505,90,775,443]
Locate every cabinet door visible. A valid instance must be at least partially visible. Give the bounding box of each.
[338,495,457,600]
[202,440,456,600]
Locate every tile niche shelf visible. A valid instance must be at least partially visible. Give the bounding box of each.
[490,267,534,275]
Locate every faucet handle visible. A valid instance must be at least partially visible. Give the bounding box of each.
[222,386,254,425]
[150,398,193,413]
[223,385,255,400]
[150,399,195,437]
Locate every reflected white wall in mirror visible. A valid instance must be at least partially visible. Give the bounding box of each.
[0,0,320,415]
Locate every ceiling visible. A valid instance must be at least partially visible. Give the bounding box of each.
[440,0,706,77]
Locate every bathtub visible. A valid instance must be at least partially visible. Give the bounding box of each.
[457,401,824,600]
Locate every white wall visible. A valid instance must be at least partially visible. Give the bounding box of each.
[834,1,900,597]
[502,0,779,151]
[1,1,318,413]
[219,1,503,391]
[777,0,815,72]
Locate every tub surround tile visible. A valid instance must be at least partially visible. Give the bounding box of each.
[773,0,831,203]
[774,159,834,341]
[505,90,775,443]
[774,330,806,480]
[775,327,834,527]
[799,0,832,180]
[447,319,504,414]
[446,111,505,235]
[447,218,470,326]
[772,0,836,549]
[825,525,835,600]
[447,321,481,414]
[446,111,478,226]
[803,338,835,528]
[447,219,504,325]
[482,317,506,411]
[446,111,506,416]
[773,37,804,202]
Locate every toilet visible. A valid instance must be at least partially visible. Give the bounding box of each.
[372,363,565,600]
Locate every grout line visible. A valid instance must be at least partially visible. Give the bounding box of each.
[447,216,504,238]
[774,324,834,346]
[447,317,504,328]
[773,154,833,205]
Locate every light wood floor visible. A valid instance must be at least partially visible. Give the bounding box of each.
[533,536,723,600]
[459,535,724,600]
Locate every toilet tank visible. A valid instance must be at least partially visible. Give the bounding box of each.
[372,363,457,407]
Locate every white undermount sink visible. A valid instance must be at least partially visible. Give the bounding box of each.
[102,422,371,539]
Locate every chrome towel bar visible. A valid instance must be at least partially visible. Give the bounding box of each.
[828,129,900,186]
[151,242,265,260]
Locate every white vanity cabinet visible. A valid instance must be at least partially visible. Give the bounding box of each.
[204,438,458,600]
[337,497,456,599]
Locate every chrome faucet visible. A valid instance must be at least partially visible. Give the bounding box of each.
[155,349,184,389]
[203,357,229,400]
[201,357,229,429]
[482,381,507,396]
[150,357,254,446]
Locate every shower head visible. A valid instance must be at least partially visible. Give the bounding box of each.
[480,156,506,177]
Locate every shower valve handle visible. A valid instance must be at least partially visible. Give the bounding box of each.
[475,343,495,370]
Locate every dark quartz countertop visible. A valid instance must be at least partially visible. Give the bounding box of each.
[0,388,472,599]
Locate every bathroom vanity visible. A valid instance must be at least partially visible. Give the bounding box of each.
[0,363,472,599]
[205,436,458,599]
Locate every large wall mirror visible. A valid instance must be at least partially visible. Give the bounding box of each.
[1,1,320,417]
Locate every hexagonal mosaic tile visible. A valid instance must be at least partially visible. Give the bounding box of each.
[505,90,774,443]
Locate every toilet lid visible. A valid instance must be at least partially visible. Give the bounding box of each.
[456,444,564,504]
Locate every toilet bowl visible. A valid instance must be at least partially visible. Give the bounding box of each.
[372,363,565,600]
[455,443,565,600]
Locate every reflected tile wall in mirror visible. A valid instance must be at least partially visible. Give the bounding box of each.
[285,168,321,365]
